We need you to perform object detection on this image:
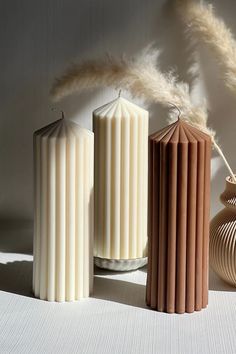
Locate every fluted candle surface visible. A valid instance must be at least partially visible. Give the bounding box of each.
[93,96,148,269]
[33,117,94,302]
[146,119,211,313]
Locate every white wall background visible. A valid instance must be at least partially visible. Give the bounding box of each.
[0,0,236,225]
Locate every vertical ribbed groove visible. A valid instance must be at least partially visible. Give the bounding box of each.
[76,137,84,299]
[166,142,178,313]
[202,141,211,307]
[105,117,111,258]
[74,137,79,300]
[88,135,94,293]
[130,115,138,259]
[195,139,205,311]
[34,135,41,297]
[83,137,89,297]
[111,117,121,258]
[185,139,197,313]
[97,118,105,257]
[47,136,56,301]
[94,117,99,256]
[146,138,153,306]
[66,135,76,301]
[39,136,48,300]
[137,116,143,257]
[143,120,148,255]
[120,115,130,259]
[158,141,167,311]
[151,140,158,309]
[176,137,188,314]
[56,136,66,302]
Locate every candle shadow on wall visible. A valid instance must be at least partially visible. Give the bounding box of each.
[200,48,236,218]
[0,221,33,254]
[0,261,33,297]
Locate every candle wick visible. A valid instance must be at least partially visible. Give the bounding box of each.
[51,107,65,120]
[118,89,122,98]
[168,102,182,121]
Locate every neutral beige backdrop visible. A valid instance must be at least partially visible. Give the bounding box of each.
[0,0,235,224]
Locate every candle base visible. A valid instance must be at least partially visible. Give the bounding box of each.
[94,256,147,271]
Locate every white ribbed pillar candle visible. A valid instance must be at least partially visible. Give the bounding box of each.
[33,116,94,302]
[93,96,149,271]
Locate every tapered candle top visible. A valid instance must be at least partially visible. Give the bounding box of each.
[93,96,148,119]
[34,117,93,139]
[149,119,211,145]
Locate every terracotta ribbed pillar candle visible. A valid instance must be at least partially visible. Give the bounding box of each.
[93,96,149,271]
[146,119,211,313]
[33,116,94,302]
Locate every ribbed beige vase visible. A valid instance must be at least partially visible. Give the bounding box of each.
[210,176,236,286]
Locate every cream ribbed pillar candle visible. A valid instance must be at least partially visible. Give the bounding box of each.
[33,116,94,302]
[93,96,149,271]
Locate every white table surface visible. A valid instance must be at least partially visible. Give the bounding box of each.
[0,225,235,354]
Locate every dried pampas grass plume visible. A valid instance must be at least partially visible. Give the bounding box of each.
[51,49,209,133]
[177,0,236,94]
[50,47,235,180]
[176,0,236,181]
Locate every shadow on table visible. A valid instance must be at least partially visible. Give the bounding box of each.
[127,260,236,291]
[138,265,147,273]
[1,260,234,303]
[94,264,147,276]
[131,263,236,293]
[93,266,147,309]
[0,261,33,297]
[143,264,235,292]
